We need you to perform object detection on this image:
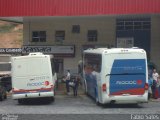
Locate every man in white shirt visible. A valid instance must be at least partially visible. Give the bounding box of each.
[152,69,159,98]
[152,69,159,82]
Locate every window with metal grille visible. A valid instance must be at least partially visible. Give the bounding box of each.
[55,31,65,42]
[87,30,97,42]
[72,25,80,33]
[32,31,46,42]
[116,19,151,31]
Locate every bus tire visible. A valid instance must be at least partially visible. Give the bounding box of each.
[51,97,55,102]
[96,99,100,106]
[95,90,100,106]
[18,99,23,104]
[47,97,55,102]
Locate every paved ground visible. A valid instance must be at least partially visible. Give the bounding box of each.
[1,95,160,114]
[1,95,160,120]
[1,82,160,120]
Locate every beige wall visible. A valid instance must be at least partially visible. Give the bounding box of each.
[23,16,116,73]
[151,15,160,71]
[23,15,160,72]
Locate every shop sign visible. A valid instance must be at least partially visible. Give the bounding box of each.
[0,48,22,54]
[22,45,75,57]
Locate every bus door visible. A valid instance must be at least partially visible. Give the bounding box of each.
[108,59,147,96]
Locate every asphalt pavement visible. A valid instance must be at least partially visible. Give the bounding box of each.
[1,95,160,120]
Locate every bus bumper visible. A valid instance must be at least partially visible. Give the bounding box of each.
[12,92,54,100]
[102,93,148,104]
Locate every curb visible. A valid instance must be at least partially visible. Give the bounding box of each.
[149,98,160,102]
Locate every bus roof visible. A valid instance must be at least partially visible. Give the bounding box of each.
[83,48,146,54]
[12,54,50,60]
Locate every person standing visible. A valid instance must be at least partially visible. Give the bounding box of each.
[65,70,71,95]
[148,75,153,99]
[152,69,159,98]
[73,76,80,96]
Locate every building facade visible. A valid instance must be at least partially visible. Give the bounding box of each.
[22,15,160,75]
[0,0,160,75]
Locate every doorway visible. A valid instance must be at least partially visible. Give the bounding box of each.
[53,59,64,76]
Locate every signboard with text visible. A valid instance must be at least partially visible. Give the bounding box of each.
[0,48,22,54]
[22,45,75,57]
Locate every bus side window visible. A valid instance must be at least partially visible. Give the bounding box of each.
[84,54,101,73]
[51,59,55,75]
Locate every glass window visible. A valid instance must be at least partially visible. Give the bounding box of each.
[117,21,124,26]
[50,58,55,75]
[117,26,125,31]
[32,31,46,42]
[116,19,151,31]
[142,22,151,30]
[87,30,97,42]
[134,21,142,26]
[125,25,133,30]
[125,21,133,26]
[134,25,142,30]
[84,54,101,73]
[72,25,80,33]
[55,31,65,42]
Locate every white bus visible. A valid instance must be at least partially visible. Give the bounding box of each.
[11,52,57,103]
[83,48,148,105]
